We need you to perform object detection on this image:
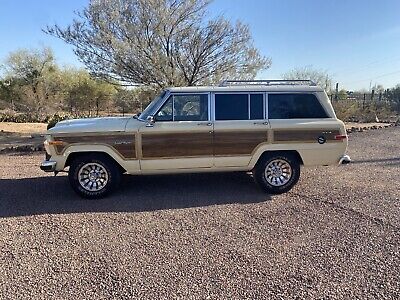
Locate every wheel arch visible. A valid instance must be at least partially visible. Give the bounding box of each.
[65,151,127,173]
[254,150,304,168]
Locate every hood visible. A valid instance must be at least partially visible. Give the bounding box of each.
[48,117,131,134]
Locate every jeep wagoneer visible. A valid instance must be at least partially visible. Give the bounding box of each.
[40,80,350,198]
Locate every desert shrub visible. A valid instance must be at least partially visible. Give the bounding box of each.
[0,113,45,123]
[46,113,71,129]
[333,100,395,122]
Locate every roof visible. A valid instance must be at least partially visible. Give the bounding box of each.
[168,85,324,93]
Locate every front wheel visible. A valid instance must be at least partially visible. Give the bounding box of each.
[253,153,300,194]
[68,154,121,199]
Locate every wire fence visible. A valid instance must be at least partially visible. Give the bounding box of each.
[328,92,399,122]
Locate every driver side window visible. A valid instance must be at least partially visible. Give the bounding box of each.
[155,94,208,122]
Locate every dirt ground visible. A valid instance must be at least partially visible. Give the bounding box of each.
[0,127,399,299]
[0,122,47,135]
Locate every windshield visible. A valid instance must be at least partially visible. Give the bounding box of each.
[139,90,168,121]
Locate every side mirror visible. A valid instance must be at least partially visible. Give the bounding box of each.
[146,115,155,127]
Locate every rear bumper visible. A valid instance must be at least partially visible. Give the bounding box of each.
[40,160,57,172]
[338,155,351,165]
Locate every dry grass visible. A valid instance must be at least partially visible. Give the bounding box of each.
[0,122,47,135]
[344,122,390,129]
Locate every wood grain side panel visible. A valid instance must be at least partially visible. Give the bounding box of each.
[273,129,341,143]
[53,134,136,159]
[141,132,213,159]
[213,131,268,156]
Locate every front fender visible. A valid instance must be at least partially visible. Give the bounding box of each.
[54,145,140,174]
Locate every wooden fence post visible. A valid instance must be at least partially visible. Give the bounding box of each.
[363,93,366,110]
[334,83,339,101]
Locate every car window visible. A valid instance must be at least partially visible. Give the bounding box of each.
[250,94,263,120]
[174,94,208,121]
[215,93,264,120]
[139,90,167,121]
[155,94,208,122]
[268,94,329,119]
[155,96,173,121]
[215,94,249,120]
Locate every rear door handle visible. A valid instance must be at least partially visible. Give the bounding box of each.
[197,122,213,126]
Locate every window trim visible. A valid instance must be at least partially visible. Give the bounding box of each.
[154,92,211,122]
[212,92,266,121]
[266,92,329,119]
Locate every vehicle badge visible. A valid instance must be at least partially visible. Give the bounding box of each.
[317,136,326,144]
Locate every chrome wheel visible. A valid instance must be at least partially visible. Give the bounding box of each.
[264,159,292,187]
[78,162,109,192]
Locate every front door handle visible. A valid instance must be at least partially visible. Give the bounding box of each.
[254,121,269,125]
[197,122,213,126]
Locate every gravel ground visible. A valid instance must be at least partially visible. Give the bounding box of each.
[0,127,399,299]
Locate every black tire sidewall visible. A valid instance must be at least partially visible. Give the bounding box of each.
[255,154,300,194]
[68,155,120,199]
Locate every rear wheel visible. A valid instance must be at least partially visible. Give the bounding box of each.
[68,154,121,199]
[254,153,300,194]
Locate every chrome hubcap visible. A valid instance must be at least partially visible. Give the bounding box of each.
[264,159,292,187]
[78,163,109,192]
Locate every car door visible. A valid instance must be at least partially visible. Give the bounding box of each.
[139,93,213,170]
[212,92,270,167]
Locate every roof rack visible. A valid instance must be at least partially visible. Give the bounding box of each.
[219,79,317,87]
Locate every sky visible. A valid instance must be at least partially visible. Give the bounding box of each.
[0,0,399,91]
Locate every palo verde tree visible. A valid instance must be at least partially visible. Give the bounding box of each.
[45,0,271,88]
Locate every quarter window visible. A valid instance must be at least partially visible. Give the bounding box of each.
[155,94,208,121]
[268,94,329,119]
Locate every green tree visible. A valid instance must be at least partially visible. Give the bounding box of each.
[386,85,400,113]
[337,89,348,100]
[2,47,56,114]
[282,66,333,91]
[64,70,116,116]
[113,88,142,115]
[45,0,271,88]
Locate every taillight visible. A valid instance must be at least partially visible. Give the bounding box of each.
[334,135,347,141]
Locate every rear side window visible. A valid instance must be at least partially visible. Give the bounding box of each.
[268,94,329,119]
[215,93,264,120]
[215,94,248,120]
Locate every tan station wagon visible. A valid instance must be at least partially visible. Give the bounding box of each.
[40,80,350,199]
